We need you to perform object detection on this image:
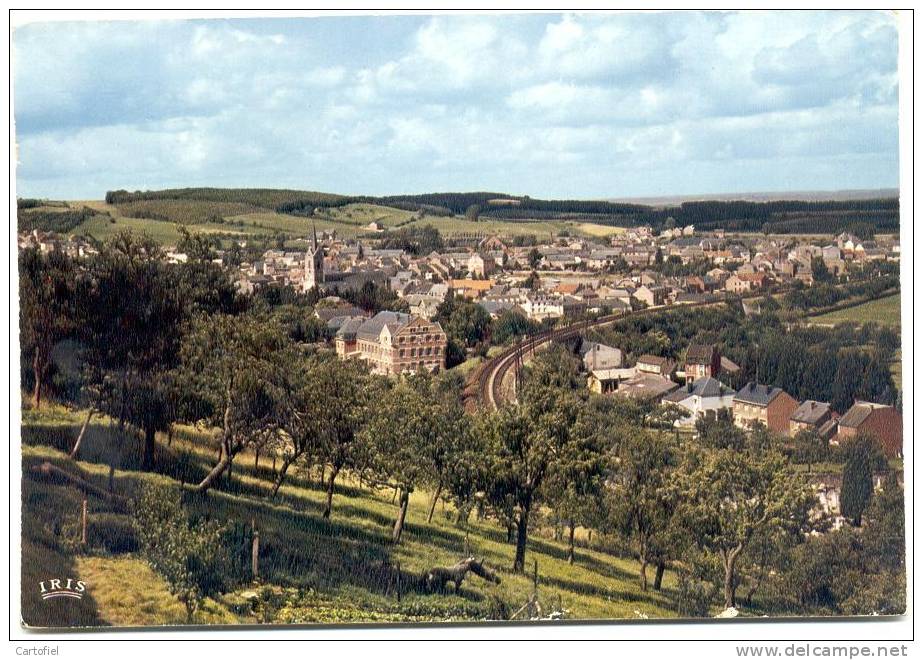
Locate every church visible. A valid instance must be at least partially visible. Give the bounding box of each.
[302,225,324,292]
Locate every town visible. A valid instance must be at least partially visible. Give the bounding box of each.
[19,208,903,520]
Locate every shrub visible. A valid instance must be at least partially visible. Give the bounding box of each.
[131,483,231,622]
[87,513,138,554]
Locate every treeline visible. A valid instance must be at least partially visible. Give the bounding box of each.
[630,199,899,234]
[104,188,901,236]
[17,206,97,234]
[105,187,348,211]
[17,198,69,210]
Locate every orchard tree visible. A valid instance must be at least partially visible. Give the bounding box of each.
[19,248,81,408]
[179,312,290,493]
[361,374,465,541]
[482,384,582,572]
[791,429,829,473]
[542,400,610,565]
[608,428,679,590]
[311,358,380,518]
[82,232,184,443]
[676,449,813,609]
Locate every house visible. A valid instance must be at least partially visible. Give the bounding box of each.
[725,274,752,294]
[684,344,721,383]
[633,285,669,307]
[467,253,495,278]
[405,294,442,319]
[587,367,636,395]
[616,373,680,402]
[314,304,366,324]
[449,279,495,300]
[662,377,736,428]
[348,311,447,376]
[836,401,903,457]
[580,342,623,372]
[636,354,676,378]
[732,382,799,434]
[478,299,518,319]
[520,295,564,321]
[789,400,834,437]
[334,317,367,357]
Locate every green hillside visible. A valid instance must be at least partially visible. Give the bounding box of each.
[22,403,685,627]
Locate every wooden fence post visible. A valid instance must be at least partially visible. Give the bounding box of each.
[251,519,260,582]
[81,499,88,545]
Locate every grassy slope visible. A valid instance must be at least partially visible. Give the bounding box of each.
[73,199,615,244]
[21,403,683,627]
[808,293,901,327]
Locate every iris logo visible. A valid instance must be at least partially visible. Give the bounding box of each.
[39,578,86,600]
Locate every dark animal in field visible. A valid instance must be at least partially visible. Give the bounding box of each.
[422,557,501,594]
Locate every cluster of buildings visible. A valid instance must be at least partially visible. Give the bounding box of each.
[582,338,902,458]
[18,229,98,259]
[21,224,901,443]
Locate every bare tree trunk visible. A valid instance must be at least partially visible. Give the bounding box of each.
[513,506,530,573]
[653,562,665,591]
[322,464,341,519]
[270,456,295,499]
[141,426,156,470]
[254,446,260,469]
[566,519,576,564]
[29,461,129,508]
[722,546,742,609]
[167,424,174,447]
[392,488,409,543]
[192,438,234,494]
[32,353,44,409]
[640,557,649,592]
[426,482,442,523]
[69,408,95,460]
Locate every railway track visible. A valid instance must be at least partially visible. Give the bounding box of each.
[462,297,747,412]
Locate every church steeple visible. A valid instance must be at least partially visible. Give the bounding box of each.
[312,223,318,251]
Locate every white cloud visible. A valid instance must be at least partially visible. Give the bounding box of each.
[12,12,900,199]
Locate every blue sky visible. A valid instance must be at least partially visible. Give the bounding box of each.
[13,11,899,200]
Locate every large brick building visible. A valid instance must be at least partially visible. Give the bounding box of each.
[836,401,903,457]
[732,382,799,434]
[337,311,447,376]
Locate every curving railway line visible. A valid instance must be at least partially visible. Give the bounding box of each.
[462,297,753,412]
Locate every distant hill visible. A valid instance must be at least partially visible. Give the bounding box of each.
[95,187,901,237]
[606,189,900,208]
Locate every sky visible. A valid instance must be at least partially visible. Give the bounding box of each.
[12,11,900,200]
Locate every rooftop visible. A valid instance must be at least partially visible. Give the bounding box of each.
[734,382,786,406]
[790,400,831,425]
